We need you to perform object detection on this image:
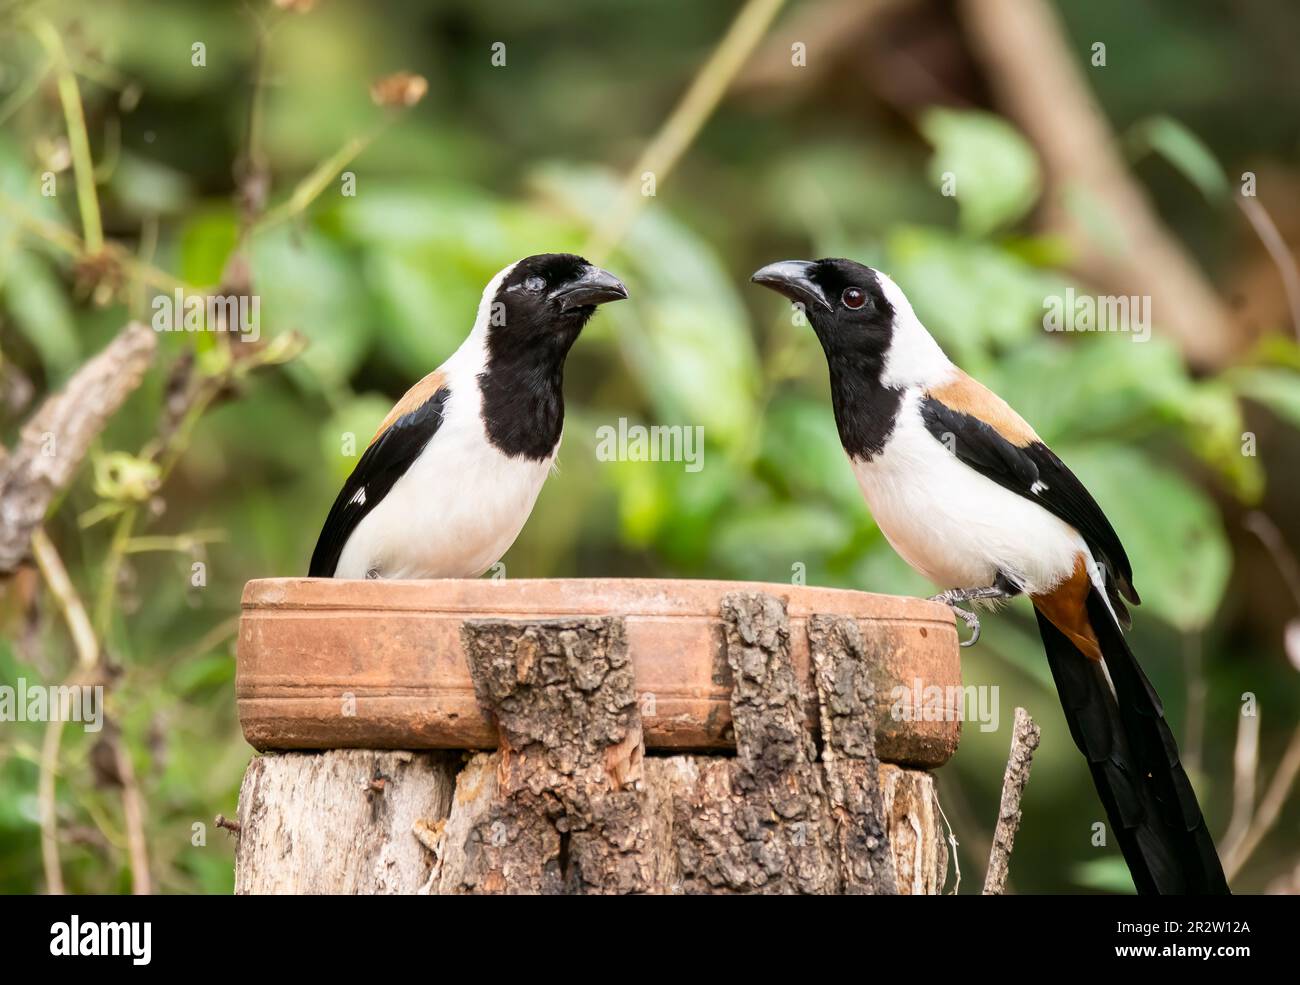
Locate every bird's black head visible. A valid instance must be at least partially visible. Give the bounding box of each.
[751,258,896,366]
[752,258,906,461]
[477,254,627,461]
[487,253,628,359]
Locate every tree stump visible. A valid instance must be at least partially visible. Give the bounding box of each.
[234,580,957,894]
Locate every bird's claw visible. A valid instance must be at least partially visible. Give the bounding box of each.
[929,593,982,647]
[954,606,981,647]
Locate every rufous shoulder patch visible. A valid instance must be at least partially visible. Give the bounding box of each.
[927,370,1039,447]
[1031,552,1102,661]
[370,369,448,446]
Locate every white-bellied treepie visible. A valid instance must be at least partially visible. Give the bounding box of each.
[309,253,627,580]
[752,257,1228,895]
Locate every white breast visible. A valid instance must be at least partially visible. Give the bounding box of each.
[333,265,557,580]
[334,389,555,580]
[851,390,1088,596]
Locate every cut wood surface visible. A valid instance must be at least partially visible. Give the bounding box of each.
[234,749,458,894]
[237,577,961,767]
[233,593,950,894]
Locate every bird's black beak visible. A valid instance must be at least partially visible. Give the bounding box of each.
[549,265,629,311]
[751,260,832,312]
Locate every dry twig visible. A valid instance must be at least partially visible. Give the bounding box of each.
[983,706,1040,895]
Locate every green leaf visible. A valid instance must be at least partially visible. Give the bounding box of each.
[1057,445,1230,632]
[852,541,936,600]
[168,652,235,696]
[1230,366,1300,430]
[1073,857,1136,894]
[252,226,373,387]
[1127,115,1228,202]
[919,109,1041,236]
[607,457,672,547]
[177,207,238,288]
[537,164,760,445]
[1,249,80,373]
[1245,334,1300,372]
[318,394,394,484]
[362,247,475,368]
[1177,381,1262,503]
[987,338,1261,500]
[337,185,585,259]
[711,502,852,580]
[986,335,1190,443]
[759,396,866,516]
[109,152,194,217]
[886,227,1064,364]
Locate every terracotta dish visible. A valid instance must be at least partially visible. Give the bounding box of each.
[237,578,962,767]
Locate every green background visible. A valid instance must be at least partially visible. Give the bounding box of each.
[1,0,1299,894]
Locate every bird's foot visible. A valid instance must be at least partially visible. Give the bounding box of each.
[927,588,1001,648]
[929,585,1009,606]
[950,604,982,647]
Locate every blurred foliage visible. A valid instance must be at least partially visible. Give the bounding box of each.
[1,0,1298,895]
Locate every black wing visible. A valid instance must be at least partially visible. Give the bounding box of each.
[308,387,449,577]
[919,396,1139,620]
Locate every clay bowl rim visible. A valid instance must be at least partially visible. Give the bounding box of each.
[241,576,957,627]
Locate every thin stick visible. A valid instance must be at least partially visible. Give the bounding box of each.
[30,528,99,896]
[1222,722,1300,880]
[1244,511,1300,611]
[94,509,136,636]
[111,734,151,894]
[983,707,1040,895]
[255,130,378,232]
[30,528,99,669]
[931,785,961,894]
[1220,702,1260,859]
[29,17,104,254]
[38,718,67,894]
[584,0,787,262]
[122,530,226,554]
[1182,631,1205,777]
[1237,197,1300,343]
[0,197,198,295]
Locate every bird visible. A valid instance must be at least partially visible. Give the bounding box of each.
[752,257,1229,895]
[308,253,627,580]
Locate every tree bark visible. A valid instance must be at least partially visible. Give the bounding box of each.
[233,593,950,894]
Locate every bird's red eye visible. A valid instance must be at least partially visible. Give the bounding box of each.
[842,287,866,309]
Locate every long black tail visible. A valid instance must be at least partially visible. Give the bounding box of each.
[1034,588,1229,894]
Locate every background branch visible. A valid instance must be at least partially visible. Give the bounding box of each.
[958,0,1238,369]
[0,323,156,573]
[585,0,787,261]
